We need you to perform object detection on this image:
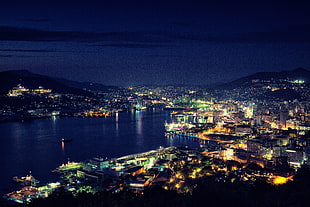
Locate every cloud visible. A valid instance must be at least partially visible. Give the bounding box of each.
[166,25,310,43]
[0,26,171,43]
[17,18,50,22]
[227,28,310,43]
[170,21,194,27]
[92,43,173,49]
[0,54,33,58]
[0,49,56,52]
[1,25,309,45]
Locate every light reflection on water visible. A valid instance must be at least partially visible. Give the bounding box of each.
[61,141,65,153]
[136,110,143,147]
[115,112,119,137]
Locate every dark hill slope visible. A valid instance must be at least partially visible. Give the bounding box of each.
[0,70,115,96]
[220,68,310,89]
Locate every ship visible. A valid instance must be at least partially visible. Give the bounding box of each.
[12,172,39,186]
[61,138,73,143]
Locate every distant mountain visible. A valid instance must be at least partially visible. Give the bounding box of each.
[0,70,117,96]
[219,68,310,89]
[53,78,119,93]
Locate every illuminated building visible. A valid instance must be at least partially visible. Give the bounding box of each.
[32,86,52,94]
[280,110,289,129]
[285,149,305,168]
[7,85,52,97]
[88,157,110,170]
[7,85,29,96]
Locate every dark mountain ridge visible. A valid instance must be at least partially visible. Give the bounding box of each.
[219,68,310,89]
[1,68,309,96]
[0,70,117,96]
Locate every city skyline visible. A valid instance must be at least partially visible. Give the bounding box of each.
[0,0,310,86]
[2,2,310,205]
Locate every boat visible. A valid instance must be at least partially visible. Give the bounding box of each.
[61,138,73,143]
[12,172,39,186]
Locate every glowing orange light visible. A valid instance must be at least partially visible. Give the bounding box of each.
[273,176,293,185]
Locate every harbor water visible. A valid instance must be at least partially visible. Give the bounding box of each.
[0,109,200,192]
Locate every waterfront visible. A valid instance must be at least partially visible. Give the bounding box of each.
[0,109,199,192]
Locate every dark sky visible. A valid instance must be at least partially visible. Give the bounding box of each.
[0,0,310,86]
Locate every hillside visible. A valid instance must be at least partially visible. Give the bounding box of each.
[219,68,310,89]
[0,70,116,96]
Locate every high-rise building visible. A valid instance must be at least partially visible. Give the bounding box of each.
[280,110,289,129]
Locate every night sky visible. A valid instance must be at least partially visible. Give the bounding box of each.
[0,0,310,86]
